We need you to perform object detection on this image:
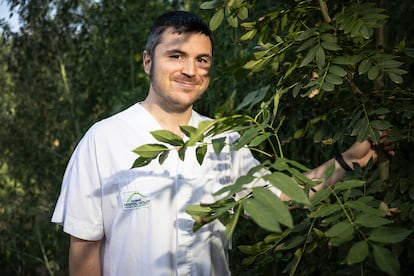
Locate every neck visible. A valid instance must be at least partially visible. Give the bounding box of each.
[140,100,192,137]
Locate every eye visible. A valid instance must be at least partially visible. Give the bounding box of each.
[197,57,209,63]
[169,54,182,59]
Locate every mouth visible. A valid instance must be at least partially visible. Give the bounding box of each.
[174,79,200,88]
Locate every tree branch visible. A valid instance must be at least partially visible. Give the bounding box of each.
[318,0,331,23]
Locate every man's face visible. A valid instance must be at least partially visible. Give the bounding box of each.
[143,27,212,112]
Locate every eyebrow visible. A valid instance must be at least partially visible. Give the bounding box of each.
[165,49,212,62]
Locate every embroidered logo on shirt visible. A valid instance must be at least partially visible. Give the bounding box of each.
[121,191,151,210]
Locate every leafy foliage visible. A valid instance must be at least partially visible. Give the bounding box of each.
[130,0,414,275]
[0,0,413,274]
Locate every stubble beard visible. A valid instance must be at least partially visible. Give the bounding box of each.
[149,62,205,113]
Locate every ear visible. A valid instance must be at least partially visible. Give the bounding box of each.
[143,50,151,75]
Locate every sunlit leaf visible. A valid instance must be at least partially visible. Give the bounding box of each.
[243,195,282,232]
[238,7,248,20]
[200,0,218,9]
[263,172,310,205]
[253,187,293,228]
[151,130,184,146]
[132,143,168,158]
[240,28,257,41]
[180,125,197,137]
[210,8,224,31]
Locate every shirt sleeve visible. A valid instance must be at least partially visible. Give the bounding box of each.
[51,125,104,241]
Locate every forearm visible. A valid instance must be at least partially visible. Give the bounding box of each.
[304,156,348,194]
[69,236,102,276]
[279,156,348,202]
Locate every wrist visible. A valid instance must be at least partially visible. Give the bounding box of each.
[335,153,353,172]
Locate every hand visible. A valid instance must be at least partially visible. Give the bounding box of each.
[342,130,395,169]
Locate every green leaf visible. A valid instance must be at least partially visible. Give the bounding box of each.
[368,227,412,243]
[240,29,257,41]
[354,214,391,228]
[233,128,260,150]
[346,240,369,265]
[321,41,342,51]
[325,73,343,85]
[243,198,282,232]
[332,55,354,65]
[279,236,305,250]
[212,137,226,155]
[132,143,168,158]
[315,45,325,69]
[320,33,337,43]
[321,81,334,92]
[226,14,238,28]
[180,125,197,137]
[345,200,384,217]
[253,187,293,228]
[210,8,224,31]
[263,172,310,205]
[310,189,331,208]
[158,150,169,164]
[325,221,354,238]
[238,7,248,20]
[309,204,341,218]
[372,243,400,276]
[300,45,318,67]
[151,130,184,146]
[370,120,393,130]
[213,174,255,197]
[249,134,268,147]
[377,59,403,69]
[329,65,347,77]
[367,66,379,80]
[186,204,212,216]
[131,156,152,168]
[200,0,218,9]
[196,144,207,165]
[225,203,242,238]
[358,59,371,75]
[388,72,403,84]
[334,180,365,191]
[296,37,317,52]
[296,28,317,41]
[236,85,269,110]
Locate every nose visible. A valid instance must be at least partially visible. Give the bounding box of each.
[181,59,196,77]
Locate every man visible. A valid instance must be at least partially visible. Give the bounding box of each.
[52,11,394,275]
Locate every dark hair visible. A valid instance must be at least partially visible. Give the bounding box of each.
[145,11,214,58]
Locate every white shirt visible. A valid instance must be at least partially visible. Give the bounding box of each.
[52,103,265,275]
